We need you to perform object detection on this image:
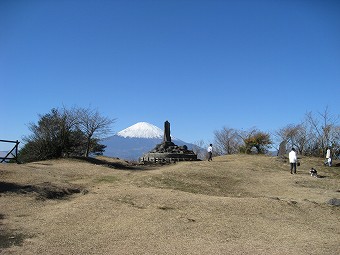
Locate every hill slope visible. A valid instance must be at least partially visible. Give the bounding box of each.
[0,155,339,255]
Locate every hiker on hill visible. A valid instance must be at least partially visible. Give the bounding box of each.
[289,148,297,174]
[207,144,213,161]
[325,148,332,167]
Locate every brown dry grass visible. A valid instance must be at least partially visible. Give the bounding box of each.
[0,154,339,255]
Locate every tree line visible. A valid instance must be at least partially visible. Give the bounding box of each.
[19,106,339,163]
[19,107,115,162]
[211,107,339,158]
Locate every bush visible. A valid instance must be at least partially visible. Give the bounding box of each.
[19,107,112,162]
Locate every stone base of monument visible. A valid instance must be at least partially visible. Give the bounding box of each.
[140,121,198,164]
[139,141,197,163]
[140,152,197,163]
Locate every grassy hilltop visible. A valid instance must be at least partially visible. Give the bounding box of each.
[0,155,339,255]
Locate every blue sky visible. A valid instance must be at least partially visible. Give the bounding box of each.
[1,0,339,151]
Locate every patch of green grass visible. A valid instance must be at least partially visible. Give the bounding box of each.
[149,176,202,194]
[93,175,120,183]
[143,172,242,197]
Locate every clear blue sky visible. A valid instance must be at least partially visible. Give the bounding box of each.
[1,0,339,151]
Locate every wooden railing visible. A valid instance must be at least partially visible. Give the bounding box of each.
[0,140,20,163]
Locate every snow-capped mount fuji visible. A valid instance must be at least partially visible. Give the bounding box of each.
[116,122,163,139]
[101,122,193,161]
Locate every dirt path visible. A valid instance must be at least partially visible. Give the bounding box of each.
[0,155,339,254]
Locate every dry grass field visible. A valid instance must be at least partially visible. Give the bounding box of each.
[0,154,339,255]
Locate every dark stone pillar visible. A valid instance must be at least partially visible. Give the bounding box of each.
[164,121,171,142]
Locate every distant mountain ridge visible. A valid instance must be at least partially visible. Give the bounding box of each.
[101,122,195,161]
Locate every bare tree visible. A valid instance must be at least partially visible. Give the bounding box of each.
[276,124,309,155]
[330,126,340,158]
[77,108,116,157]
[305,107,338,157]
[214,127,242,155]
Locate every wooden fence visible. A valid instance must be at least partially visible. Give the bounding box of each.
[0,140,20,163]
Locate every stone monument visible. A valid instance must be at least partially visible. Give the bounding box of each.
[140,121,197,163]
[278,140,287,157]
[164,120,171,143]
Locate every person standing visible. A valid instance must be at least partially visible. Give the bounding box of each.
[326,148,331,159]
[207,144,213,161]
[326,148,332,167]
[289,148,297,174]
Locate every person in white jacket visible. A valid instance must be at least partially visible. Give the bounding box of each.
[289,148,297,174]
[325,148,332,167]
[207,144,213,161]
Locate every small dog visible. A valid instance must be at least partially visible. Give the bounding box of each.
[310,168,318,178]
